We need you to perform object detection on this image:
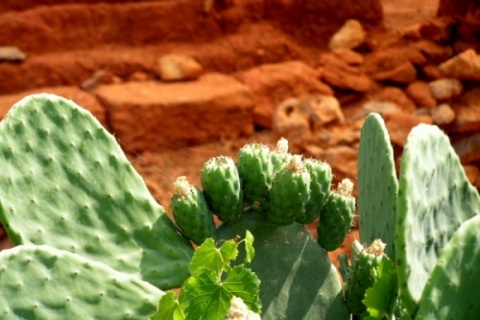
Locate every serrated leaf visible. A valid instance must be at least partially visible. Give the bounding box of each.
[220,239,238,264]
[181,266,261,320]
[244,230,255,264]
[223,265,262,313]
[189,238,225,277]
[363,258,398,319]
[150,292,185,320]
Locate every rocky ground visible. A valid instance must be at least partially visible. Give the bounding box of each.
[1,0,480,268]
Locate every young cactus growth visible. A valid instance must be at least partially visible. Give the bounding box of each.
[237,143,274,210]
[297,158,333,224]
[171,176,216,245]
[267,155,311,226]
[317,179,355,251]
[200,156,243,224]
[270,137,291,171]
[344,240,386,317]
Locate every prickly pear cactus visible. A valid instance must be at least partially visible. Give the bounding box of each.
[170,139,353,319]
[358,113,398,260]
[216,211,350,319]
[344,240,386,317]
[415,215,480,319]
[395,124,480,314]
[297,158,332,224]
[200,156,243,224]
[237,143,273,210]
[317,179,355,251]
[267,155,311,226]
[171,176,216,245]
[0,245,163,319]
[0,94,194,290]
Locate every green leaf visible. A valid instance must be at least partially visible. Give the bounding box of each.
[219,239,238,264]
[223,266,262,313]
[244,230,255,264]
[150,292,185,320]
[181,266,261,320]
[363,258,398,319]
[189,238,232,277]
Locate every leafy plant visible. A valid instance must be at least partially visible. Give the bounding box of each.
[151,231,261,320]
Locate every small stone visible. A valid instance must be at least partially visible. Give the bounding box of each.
[422,64,445,80]
[81,70,117,91]
[447,88,480,133]
[419,19,453,43]
[355,101,402,120]
[157,54,203,81]
[129,71,150,82]
[328,19,367,50]
[0,46,27,62]
[321,68,371,93]
[406,81,437,108]
[430,103,455,125]
[332,48,364,65]
[428,78,463,100]
[377,87,416,113]
[410,40,453,64]
[439,49,480,81]
[372,61,417,83]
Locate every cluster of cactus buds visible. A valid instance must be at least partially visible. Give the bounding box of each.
[170,137,355,252]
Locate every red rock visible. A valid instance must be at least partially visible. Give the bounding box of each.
[236,61,333,129]
[406,81,437,108]
[430,103,455,125]
[447,88,480,133]
[328,19,367,50]
[422,64,445,80]
[410,40,453,64]
[321,68,371,93]
[0,86,107,127]
[94,73,254,152]
[439,49,480,81]
[157,54,203,82]
[318,54,361,75]
[428,78,463,100]
[377,87,416,113]
[453,132,480,164]
[463,165,480,188]
[305,144,358,180]
[332,48,364,65]
[383,113,433,147]
[372,61,417,84]
[419,19,454,43]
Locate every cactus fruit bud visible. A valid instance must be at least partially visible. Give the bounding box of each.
[271,138,291,172]
[201,156,244,224]
[297,159,333,224]
[267,155,311,226]
[344,240,385,317]
[317,179,355,251]
[171,176,216,245]
[237,143,274,211]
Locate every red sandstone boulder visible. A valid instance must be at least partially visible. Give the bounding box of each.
[94,73,254,152]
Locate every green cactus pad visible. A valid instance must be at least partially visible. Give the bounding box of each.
[0,94,194,290]
[344,240,385,317]
[358,113,398,260]
[267,155,311,226]
[171,176,216,245]
[415,215,480,319]
[200,156,243,224]
[0,245,163,319]
[395,124,480,314]
[298,158,332,224]
[237,143,273,210]
[317,179,355,251]
[216,211,350,320]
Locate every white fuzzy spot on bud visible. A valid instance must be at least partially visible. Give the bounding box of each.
[286,155,304,173]
[174,176,192,197]
[365,239,386,257]
[337,178,353,196]
[275,137,289,154]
